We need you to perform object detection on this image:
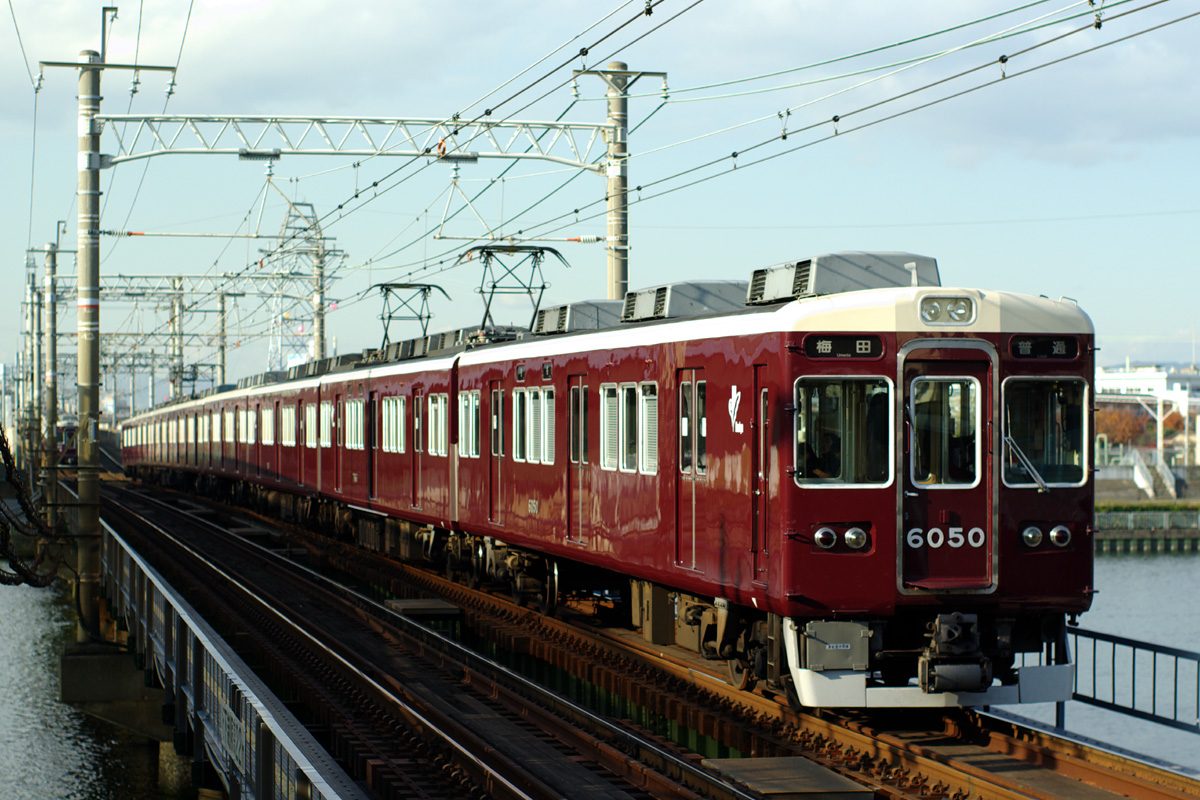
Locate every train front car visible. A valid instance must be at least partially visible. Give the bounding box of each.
[769,256,1094,707]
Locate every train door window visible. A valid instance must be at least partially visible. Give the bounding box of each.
[319,401,333,447]
[600,384,618,470]
[542,388,555,465]
[638,383,658,474]
[513,389,528,462]
[794,377,891,486]
[413,393,423,453]
[305,403,317,448]
[679,381,706,475]
[910,377,978,488]
[680,382,692,472]
[261,406,274,446]
[569,385,589,464]
[490,390,504,456]
[1002,377,1087,487]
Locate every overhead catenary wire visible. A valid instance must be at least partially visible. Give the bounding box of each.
[366,0,1180,287]
[6,0,36,86]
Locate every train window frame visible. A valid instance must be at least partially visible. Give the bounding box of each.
[908,375,981,490]
[304,403,317,449]
[281,405,297,447]
[319,401,333,448]
[639,382,658,475]
[1000,376,1089,489]
[793,375,894,489]
[600,384,619,470]
[261,406,275,446]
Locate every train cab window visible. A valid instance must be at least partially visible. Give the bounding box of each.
[1002,378,1086,487]
[909,377,978,487]
[794,377,891,486]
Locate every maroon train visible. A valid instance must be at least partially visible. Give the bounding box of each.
[122,252,1094,707]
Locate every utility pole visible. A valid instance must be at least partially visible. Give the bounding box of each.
[169,276,184,399]
[41,237,60,528]
[604,61,629,301]
[313,246,326,361]
[75,47,103,637]
[218,292,227,386]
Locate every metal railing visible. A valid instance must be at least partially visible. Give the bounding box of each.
[1095,511,1200,530]
[1066,627,1200,734]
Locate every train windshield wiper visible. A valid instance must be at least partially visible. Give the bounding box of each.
[1004,433,1049,493]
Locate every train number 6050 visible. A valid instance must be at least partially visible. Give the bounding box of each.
[906,527,986,549]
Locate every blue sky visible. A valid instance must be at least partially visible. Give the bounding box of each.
[4,0,1199,395]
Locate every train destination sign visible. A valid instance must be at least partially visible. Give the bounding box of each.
[1010,336,1078,359]
[803,335,882,359]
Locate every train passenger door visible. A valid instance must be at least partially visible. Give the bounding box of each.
[566,375,588,545]
[751,366,769,585]
[900,342,996,594]
[676,370,707,571]
[488,383,503,523]
[411,389,423,508]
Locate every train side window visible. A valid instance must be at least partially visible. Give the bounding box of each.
[619,384,638,473]
[529,388,543,464]
[490,389,503,457]
[513,389,528,462]
[281,406,296,447]
[794,377,891,486]
[319,401,333,448]
[470,392,481,457]
[1002,377,1086,487]
[600,384,618,470]
[261,407,274,446]
[542,388,555,465]
[639,383,658,475]
[304,403,317,448]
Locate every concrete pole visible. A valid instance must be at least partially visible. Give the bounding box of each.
[218,292,227,386]
[21,273,32,470]
[31,277,43,486]
[169,276,184,399]
[128,366,136,416]
[42,243,59,528]
[605,61,629,301]
[75,49,102,639]
[313,248,326,361]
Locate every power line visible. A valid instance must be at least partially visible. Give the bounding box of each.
[6,0,35,85]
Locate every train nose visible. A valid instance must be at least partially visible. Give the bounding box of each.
[918,612,993,693]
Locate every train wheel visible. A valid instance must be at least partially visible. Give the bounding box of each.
[538,559,559,617]
[727,657,755,691]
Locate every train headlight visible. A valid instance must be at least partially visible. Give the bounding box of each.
[1021,526,1043,547]
[843,527,868,550]
[920,295,975,325]
[814,527,837,549]
[947,297,973,322]
[1049,525,1072,547]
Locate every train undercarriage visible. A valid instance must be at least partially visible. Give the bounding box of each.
[135,465,1074,708]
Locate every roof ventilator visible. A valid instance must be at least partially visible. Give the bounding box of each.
[619,281,748,323]
[745,251,941,305]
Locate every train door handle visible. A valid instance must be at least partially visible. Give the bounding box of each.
[904,490,918,497]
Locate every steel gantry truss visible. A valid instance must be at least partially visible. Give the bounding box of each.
[97,114,615,173]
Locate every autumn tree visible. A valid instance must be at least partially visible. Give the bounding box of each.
[1095,406,1148,445]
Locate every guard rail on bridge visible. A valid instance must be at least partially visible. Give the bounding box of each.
[101,519,368,800]
[1096,511,1200,530]
[1065,627,1200,734]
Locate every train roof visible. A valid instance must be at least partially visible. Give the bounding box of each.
[122,250,1092,424]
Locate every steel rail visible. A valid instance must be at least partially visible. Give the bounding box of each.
[106,484,752,800]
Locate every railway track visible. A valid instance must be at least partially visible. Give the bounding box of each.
[100,481,763,800]
[105,479,1200,800]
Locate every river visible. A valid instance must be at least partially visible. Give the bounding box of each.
[0,552,1196,797]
